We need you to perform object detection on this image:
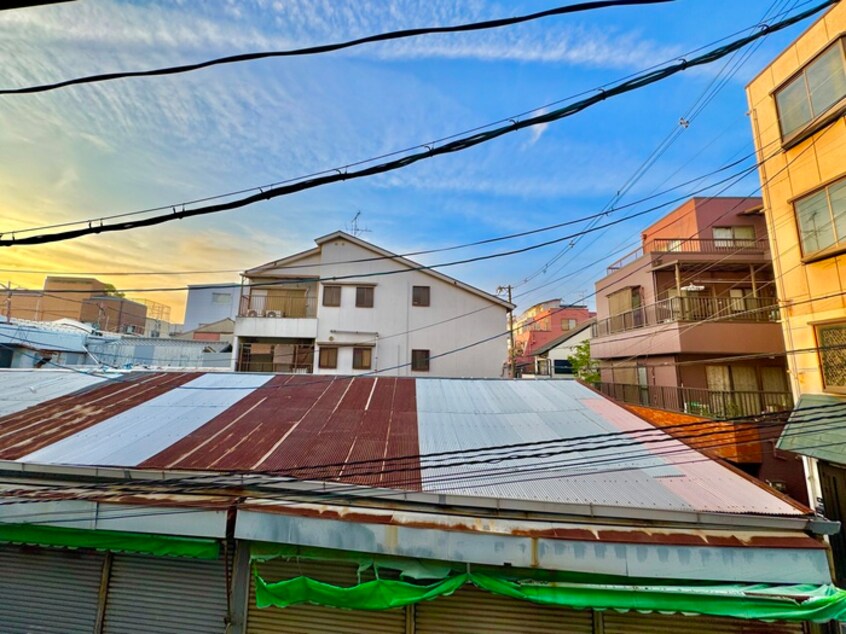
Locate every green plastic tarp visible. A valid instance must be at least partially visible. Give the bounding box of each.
[254,566,846,622]
[0,523,220,559]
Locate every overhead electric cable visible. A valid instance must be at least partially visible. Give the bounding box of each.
[0,0,833,248]
[0,0,672,96]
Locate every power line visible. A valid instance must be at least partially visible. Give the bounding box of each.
[0,0,834,248]
[0,0,672,96]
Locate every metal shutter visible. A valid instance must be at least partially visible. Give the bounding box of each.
[415,585,594,634]
[102,554,228,634]
[0,545,105,634]
[247,558,407,634]
[602,610,806,634]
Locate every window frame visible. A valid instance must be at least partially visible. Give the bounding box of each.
[355,286,374,308]
[816,321,846,394]
[412,285,431,307]
[352,347,372,370]
[411,349,430,372]
[773,37,846,147]
[318,346,338,369]
[793,174,846,262]
[322,285,341,307]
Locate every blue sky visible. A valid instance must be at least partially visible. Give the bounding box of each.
[0,0,824,320]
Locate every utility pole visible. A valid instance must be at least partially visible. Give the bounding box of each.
[497,284,516,378]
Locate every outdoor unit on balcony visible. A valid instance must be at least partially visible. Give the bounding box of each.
[247,309,260,318]
[265,310,279,318]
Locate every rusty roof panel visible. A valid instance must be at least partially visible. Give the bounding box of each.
[0,370,107,417]
[0,372,198,460]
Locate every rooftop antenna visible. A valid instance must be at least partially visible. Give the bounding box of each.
[346,210,371,238]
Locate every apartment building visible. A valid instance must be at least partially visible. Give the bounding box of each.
[592,197,792,417]
[511,300,594,374]
[233,231,514,377]
[7,277,147,335]
[746,1,846,580]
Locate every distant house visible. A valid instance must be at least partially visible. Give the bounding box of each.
[175,317,234,344]
[183,283,241,332]
[512,300,594,375]
[233,231,514,377]
[530,318,594,377]
[7,277,147,335]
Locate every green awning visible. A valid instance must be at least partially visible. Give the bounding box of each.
[778,394,846,463]
[252,545,846,622]
[0,524,220,559]
[254,569,846,622]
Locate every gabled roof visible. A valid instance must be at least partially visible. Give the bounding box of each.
[244,231,514,310]
[532,319,595,356]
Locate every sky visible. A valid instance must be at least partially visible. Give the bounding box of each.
[0,0,827,322]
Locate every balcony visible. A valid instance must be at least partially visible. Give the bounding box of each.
[594,381,794,418]
[592,296,778,338]
[235,293,318,340]
[606,238,767,274]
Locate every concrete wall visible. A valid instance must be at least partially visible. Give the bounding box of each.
[183,284,241,332]
[747,2,846,399]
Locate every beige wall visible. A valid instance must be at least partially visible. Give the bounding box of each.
[746,3,846,397]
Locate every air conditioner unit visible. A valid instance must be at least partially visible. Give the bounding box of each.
[247,309,259,318]
[265,310,279,318]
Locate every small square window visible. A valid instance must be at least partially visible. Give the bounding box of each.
[356,286,374,308]
[212,292,231,304]
[323,285,341,307]
[412,285,430,307]
[318,347,338,369]
[352,347,372,370]
[411,349,430,372]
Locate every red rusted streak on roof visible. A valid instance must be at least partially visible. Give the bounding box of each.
[141,374,299,469]
[0,372,200,460]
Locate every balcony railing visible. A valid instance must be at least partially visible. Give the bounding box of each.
[594,381,794,418]
[592,296,779,338]
[606,238,767,273]
[238,294,317,318]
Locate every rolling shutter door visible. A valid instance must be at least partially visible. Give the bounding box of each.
[602,610,806,634]
[102,553,228,634]
[247,558,407,634]
[415,586,594,634]
[0,544,105,634]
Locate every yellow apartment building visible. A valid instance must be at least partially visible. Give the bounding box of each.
[746,1,846,581]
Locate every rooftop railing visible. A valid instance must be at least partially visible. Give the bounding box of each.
[606,238,768,273]
[592,295,779,338]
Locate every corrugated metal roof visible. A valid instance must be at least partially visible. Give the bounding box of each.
[0,370,106,417]
[0,371,805,516]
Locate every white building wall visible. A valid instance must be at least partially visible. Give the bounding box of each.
[239,237,509,378]
[183,285,241,332]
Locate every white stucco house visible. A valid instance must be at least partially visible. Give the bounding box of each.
[232,231,514,377]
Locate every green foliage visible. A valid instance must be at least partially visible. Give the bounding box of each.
[568,340,599,383]
[102,283,125,298]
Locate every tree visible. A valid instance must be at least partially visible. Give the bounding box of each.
[102,283,125,298]
[568,340,599,383]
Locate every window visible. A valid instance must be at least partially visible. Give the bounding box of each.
[352,347,372,370]
[775,40,846,142]
[795,177,846,258]
[411,349,430,372]
[322,285,341,307]
[818,322,846,391]
[412,285,430,307]
[356,286,374,308]
[713,226,755,248]
[212,292,231,304]
[318,347,338,369]
[562,319,577,331]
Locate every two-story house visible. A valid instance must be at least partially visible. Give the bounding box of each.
[233,231,514,377]
[592,196,792,418]
[746,1,846,581]
[511,300,594,375]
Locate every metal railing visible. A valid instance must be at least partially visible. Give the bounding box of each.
[592,295,779,338]
[238,294,317,318]
[606,238,767,273]
[594,382,793,418]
